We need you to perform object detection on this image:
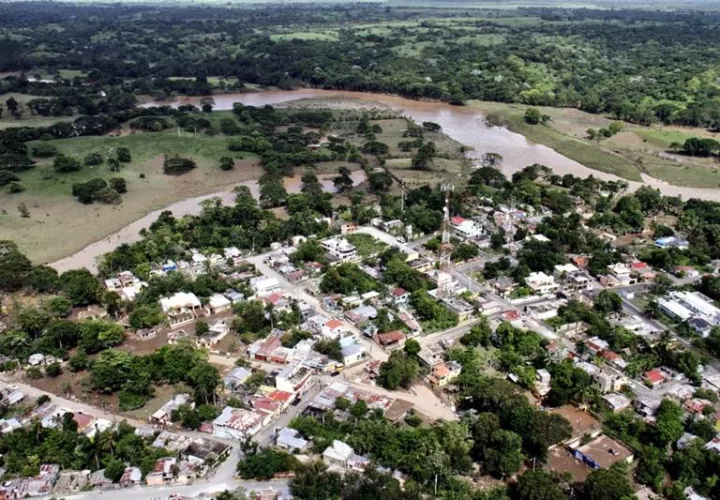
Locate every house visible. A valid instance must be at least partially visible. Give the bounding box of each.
[441,297,474,322]
[196,319,231,348]
[323,319,347,339]
[645,369,667,387]
[635,396,662,417]
[251,277,281,296]
[339,337,366,366]
[168,329,190,345]
[321,238,359,263]
[535,369,552,396]
[323,440,356,468]
[375,331,406,350]
[212,407,263,440]
[145,457,177,486]
[427,361,462,387]
[674,266,700,279]
[224,289,245,304]
[206,293,231,315]
[159,292,202,327]
[399,312,422,335]
[554,263,579,277]
[391,288,410,306]
[570,435,634,470]
[119,467,142,487]
[262,293,290,313]
[276,427,309,452]
[491,276,517,298]
[585,336,610,356]
[223,367,252,390]
[275,360,314,395]
[677,433,701,450]
[607,263,634,286]
[526,272,558,295]
[451,217,485,240]
[151,393,193,424]
[602,393,632,413]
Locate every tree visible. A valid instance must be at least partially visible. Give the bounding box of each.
[129,304,164,329]
[105,458,125,483]
[333,167,353,193]
[60,269,101,306]
[259,181,288,208]
[403,338,421,357]
[547,361,595,406]
[163,155,197,175]
[107,157,121,172]
[45,362,62,377]
[594,290,622,315]
[313,339,343,362]
[510,470,566,500]
[0,240,32,292]
[653,399,684,447]
[377,351,419,390]
[84,152,104,166]
[583,464,634,500]
[290,462,343,500]
[219,156,234,171]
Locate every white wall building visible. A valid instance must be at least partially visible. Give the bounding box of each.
[321,238,360,263]
[526,272,558,295]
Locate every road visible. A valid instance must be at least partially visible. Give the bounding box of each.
[247,252,388,363]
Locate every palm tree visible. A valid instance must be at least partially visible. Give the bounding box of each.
[97,429,116,458]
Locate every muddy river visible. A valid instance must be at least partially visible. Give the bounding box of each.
[51,89,720,272]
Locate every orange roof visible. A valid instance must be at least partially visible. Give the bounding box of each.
[325,319,344,330]
[601,351,619,361]
[268,390,293,403]
[392,288,408,297]
[432,363,450,378]
[376,331,405,345]
[645,369,666,384]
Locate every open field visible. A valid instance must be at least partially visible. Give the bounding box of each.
[473,100,720,186]
[1,127,264,264]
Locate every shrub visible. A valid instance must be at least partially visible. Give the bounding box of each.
[109,177,127,194]
[163,155,197,175]
[6,182,25,194]
[53,154,82,173]
[72,178,107,204]
[219,156,234,171]
[45,362,62,377]
[0,171,19,186]
[93,187,122,205]
[32,144,57,158]
[26,367,43,379]
[84,152,104,166]
[116,147,131,163]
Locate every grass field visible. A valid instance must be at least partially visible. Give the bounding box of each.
[472,100,720,187]
[1,126,264,264]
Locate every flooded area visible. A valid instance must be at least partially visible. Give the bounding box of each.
[53,89,720,272]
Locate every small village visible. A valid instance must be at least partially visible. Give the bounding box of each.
[2,167,720,499]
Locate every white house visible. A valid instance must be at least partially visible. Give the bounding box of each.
[251,277,281,296]
[526,272,558,295]
[321,238,359,263]
[159,292,202,327]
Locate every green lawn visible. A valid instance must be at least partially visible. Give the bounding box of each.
[21,128,258,196]
[636,129,698,148]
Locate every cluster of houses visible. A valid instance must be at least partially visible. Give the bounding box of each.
[0,394,229,496]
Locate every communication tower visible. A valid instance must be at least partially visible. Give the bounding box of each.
[439,183,454,269]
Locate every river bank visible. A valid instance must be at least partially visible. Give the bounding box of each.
[38,88,720,272]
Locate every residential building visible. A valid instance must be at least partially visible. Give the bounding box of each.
[391,288,410,306]
[441,297,474,322]
[145,457,177,486]
[526,272,558,295]
[570,435,634,470]
[554,263,579,277]
[275,360,314,395]
[535,369,552,397]
[427,361,462,387]
[251,277,281,296]
[602,393,632,413]
[212,407,263,440]
[451,217,485,240]
[339,337,366,366]
[196,319,231,348]
[321,238,360,263]
[276,428,309,452]
[205,293,231,315]
[159,292,202,327]
[655,236,689,250]
[375,331,406,350]
[151,394,193,424]
[223,367,251,390]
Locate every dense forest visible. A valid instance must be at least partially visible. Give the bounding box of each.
[3,3,720,126]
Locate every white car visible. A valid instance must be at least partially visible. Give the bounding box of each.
[397,236,406,243]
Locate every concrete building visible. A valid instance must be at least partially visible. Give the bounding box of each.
[526,272,558,295]
[321,238,360,263]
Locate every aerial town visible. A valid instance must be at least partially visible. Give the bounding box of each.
[3,159,720,499]
[5,2,720,500]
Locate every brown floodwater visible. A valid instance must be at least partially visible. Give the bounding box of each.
[52,89,720,272]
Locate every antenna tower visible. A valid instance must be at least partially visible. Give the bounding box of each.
[439,183,454,269]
